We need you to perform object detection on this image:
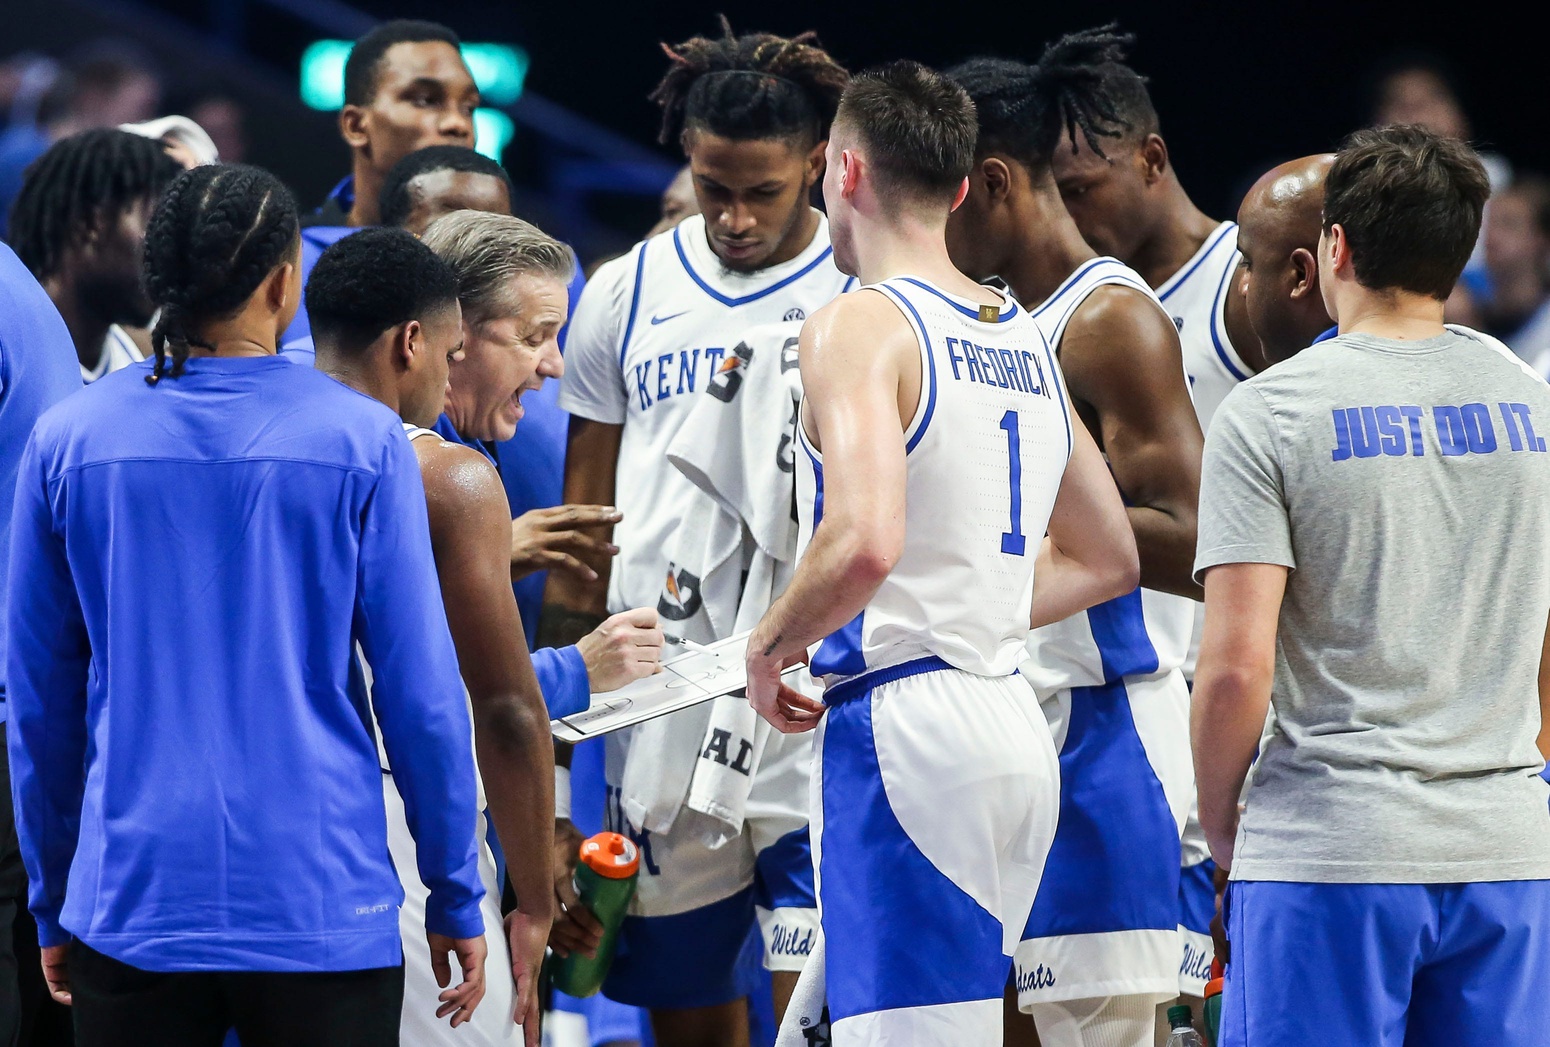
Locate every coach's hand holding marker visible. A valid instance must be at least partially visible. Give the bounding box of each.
[577,607,665,691]
[427,931,488,1027]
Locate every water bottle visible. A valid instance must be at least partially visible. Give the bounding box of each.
[1165,1004,1206,1047]
[1203,959,1225,1046]
[549,832,640,998]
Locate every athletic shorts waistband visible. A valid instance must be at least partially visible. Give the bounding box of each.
[823,656,963,707]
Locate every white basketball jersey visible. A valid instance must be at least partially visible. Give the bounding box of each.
[1155,221,1253,677]
[796,276,1071,683]
[557,212,854,615]
[1159,221,1253,433]
[1020,258,1196,692]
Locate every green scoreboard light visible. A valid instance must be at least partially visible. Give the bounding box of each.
[299,40,526,161]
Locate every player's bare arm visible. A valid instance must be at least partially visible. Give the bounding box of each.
[1190,562,1288,871]
[538,417,624,649]
[1029,404,1140,630]
[747,292,916,733]
[417,437,555,1045]
[1060,284,1204,599]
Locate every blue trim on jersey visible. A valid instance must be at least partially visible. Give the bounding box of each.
[804,441,869,678]
[880,286,939,454]
[1087,588,1161,682]
[1022,677,1181,941]
[1157,222,1236,302]
[617,243,649,369]
[1031,257,1113,317]
[842,275,859,293]
[1312,325,1338,344]
[672,225,836,307]
[1209,258,1252,382]
[822,683,1012,1021]
[1039,323,1073,456]
[898,276,1019,322]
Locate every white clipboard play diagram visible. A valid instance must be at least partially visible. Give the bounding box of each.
[549,632,806,743]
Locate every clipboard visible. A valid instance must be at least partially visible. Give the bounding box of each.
[549,631,807,743]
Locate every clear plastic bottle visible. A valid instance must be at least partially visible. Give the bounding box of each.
[1166,1004,1206,1047]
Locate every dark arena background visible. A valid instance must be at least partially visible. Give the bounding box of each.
[7,0,1543,264]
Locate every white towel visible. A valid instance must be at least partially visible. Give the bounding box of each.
[616,322,805,844]
[775,930,828,1047]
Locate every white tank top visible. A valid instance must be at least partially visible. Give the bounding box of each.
[1158,221,1254,433]
[1154,221,1254,677]
[1020,258,1196,690]
[796,276,1071,683]
[557,213,855,616]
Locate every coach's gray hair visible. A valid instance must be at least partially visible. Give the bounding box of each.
[419,210,573,326]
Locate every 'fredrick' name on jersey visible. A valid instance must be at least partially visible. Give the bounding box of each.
[945,336,1051,399]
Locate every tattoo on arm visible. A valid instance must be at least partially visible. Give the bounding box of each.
[762,634,783,658]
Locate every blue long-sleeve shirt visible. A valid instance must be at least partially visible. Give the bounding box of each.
[5,356,484,971]
[0,244,82,724]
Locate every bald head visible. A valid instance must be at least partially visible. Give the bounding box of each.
[1236,154,1335,364]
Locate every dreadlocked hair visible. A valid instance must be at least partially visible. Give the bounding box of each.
[8,129,182,282]
[650,15,848,148]
[140,164,299,385]
[949,25,1145,172]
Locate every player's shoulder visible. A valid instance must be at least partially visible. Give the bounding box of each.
[808,283,911,334]
[413,434,507,517]
[1069,279,1175,345]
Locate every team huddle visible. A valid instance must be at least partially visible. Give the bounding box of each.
[1,14,1547,1047]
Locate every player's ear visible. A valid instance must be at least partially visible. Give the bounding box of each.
[339,105,370,151]
[805,138,827,187]
[1139,133,1169,184]
[1326,223,1351,275]
[981,157,1012,204]
[840,149,861,198]
[950,176,971,213]
[263,260,294,314]
[1289,247,1318,299]
[394,319,422,370]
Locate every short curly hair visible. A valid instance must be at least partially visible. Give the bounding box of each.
[379,145,512,229]
[305,227,460,354]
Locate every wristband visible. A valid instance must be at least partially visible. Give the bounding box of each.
[554,764,572,821]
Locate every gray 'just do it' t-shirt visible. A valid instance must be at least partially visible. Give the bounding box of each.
[1196,326,1550,884]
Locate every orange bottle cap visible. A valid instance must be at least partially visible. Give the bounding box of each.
[1204,977,1225,997]
[579,832,640,879]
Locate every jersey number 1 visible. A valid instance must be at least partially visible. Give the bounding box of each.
[1000,410,1027,556]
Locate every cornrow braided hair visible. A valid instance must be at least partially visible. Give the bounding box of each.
[1034,24,1142,162]
[140,164,299,385]
[949,25,1138,173]
[650,15,849,147]
[8,129,182,282]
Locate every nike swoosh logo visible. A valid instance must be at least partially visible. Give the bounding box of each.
[650,311,689,325]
